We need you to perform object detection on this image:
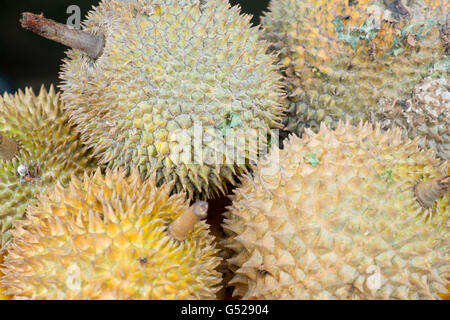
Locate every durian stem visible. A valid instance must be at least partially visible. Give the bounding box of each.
[414,176,450,209]
[20,12,105,59]
[169,201,208,241]
[0,134,18,160]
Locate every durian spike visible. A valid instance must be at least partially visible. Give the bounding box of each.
[20,12,104,59]
[169,201,208,241]
[0,134,18,160]
[414,176,450,209]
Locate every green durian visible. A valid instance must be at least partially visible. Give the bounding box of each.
[0,85,95,246]
[54,0,284,198]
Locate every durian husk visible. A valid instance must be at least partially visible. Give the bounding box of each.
[0,85,96,247]
[377,76,449,160]
[223,121,449,299]
[59,0,284,199]
[0,168,222,300]
[261,0,448,144]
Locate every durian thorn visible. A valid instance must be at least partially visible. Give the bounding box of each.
[20,12,105,59]
[0,134,18,160]
[414,176,450,209]
[169,201,208,241]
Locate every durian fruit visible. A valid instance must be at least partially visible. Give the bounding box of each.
[261,0,448,141]
[378,76,449,160]
[0,168,222,300]
[0,85,95,247]
[223,122,449,300]
[21,0,284,198]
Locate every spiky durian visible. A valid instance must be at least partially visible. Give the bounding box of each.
[0,168,222,300]
[223,122,449,300]
[28,0,287,199]
[0,85,95,247]
[378,76,449,160]
[261,0,448,142]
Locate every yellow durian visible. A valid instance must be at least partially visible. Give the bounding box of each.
[0,168,222,300]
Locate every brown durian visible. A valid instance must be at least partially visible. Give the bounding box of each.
[223,122,449,299]
[261,0,448,155]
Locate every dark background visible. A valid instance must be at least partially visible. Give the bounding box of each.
[0,0,270,94]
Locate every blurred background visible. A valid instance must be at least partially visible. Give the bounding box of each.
[0,0,270,94]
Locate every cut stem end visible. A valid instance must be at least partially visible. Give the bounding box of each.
[0,134,18,161]
[414,176,450,209]
[169,201,208,241]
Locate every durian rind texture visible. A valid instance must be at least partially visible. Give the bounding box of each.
[223,122,449,299]
[424,0,450,10]
[60,0,284,199]
[0,85,95,247]
[0,168,222,300]
[0,251,8,300]
[378,76,449,160]
[261,0,448,140]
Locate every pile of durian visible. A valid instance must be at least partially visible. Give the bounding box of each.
[0,0,448,300]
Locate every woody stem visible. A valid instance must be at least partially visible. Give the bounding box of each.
[414,176,450,209]
[20,12,105,59]
[169,201,208,241]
